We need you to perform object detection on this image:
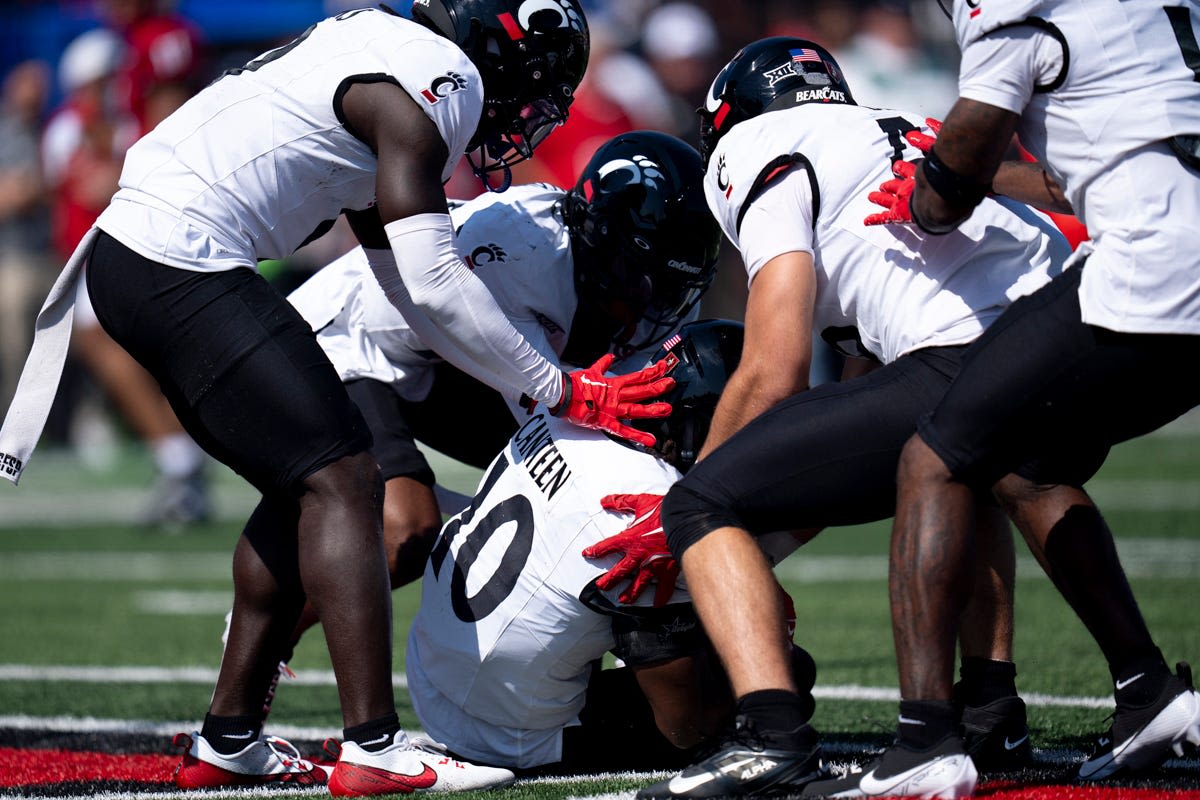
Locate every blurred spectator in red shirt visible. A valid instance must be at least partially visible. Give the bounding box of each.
[100,0,204,134]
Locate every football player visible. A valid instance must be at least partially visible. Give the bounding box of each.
[585,37,1077,800]
[406,319,817,773]
[841,0,1200,794]
[276,129,719,655]
[0,1,687,795]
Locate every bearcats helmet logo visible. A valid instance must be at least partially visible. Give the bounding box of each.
[517,0,586,33]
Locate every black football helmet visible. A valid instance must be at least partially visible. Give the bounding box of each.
[698,36,855,165]
[412,0,589,188]
[631,319,743,474]
[562,131,720,363]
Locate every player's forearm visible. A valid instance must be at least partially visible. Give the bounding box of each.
[910,98,1018,233]
[991,160,1073,214]
[379,215,564,405]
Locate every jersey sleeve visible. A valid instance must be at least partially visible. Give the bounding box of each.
[378,38,484,182]
[958,25,1061,114]
[735,167,816,286]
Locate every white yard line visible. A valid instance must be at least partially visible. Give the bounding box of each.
[0,665,1115,708]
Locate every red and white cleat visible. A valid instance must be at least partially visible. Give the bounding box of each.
[173,731,331,788]
[328,732,514,796]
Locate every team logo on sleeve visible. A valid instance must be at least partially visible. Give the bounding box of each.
[465,243,507,269]
[420,71,468,104]
[716,154,733,199]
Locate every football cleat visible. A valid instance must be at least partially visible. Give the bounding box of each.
[637,715,823,799]
[173,731,330,788]
[957,695,1032,771]
[145,467,210,528]
[328,731,515,796]
[1078,661,1200,780]
[802,735,977,799]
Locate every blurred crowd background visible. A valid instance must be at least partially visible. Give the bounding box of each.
[0,0,961,521]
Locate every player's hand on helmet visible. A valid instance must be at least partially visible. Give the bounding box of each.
[864,158,920,226]
[903,117,942,155]
[552,354,674,447]
[583,493,678,607]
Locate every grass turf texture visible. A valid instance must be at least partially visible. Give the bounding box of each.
[1,415,1199,797]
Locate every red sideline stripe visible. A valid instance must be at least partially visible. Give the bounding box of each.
[0,747,175,787]
[981,780,1200,799]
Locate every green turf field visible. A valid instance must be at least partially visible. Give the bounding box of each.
[2,413,1199,796]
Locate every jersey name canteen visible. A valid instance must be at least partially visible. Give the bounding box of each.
[96,8,483,272]
[406,411,681,764]
[707,104,1065,364]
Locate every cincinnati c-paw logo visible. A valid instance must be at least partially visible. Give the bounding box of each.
[716,154,732,199]
[498,0,585,40]
[420,71,468,104]
[465,244,507,269]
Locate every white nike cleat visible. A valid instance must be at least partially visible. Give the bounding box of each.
[328,731,515,796]
[637,716,823,799]
[802,736,977,799]
[1078,661,1200,780]
[173,731,331,788]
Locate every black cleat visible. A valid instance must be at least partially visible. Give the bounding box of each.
[637,716,823,799]
[958,695,1032,771]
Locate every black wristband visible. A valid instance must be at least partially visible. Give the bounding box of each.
[907,172,960,236]
[548,371,571,416]
[923,147,990,208]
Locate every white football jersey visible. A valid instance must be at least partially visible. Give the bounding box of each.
[405,411,683,768]
[287,182,697,395]
[707,103,1068,364]
[96,8,482,272]
[954,0,1200,334]
[287,184,574,398]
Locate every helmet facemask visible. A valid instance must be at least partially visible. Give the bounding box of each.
[565,131,719,359]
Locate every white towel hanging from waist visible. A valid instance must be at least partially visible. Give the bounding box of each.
[0,226,99,485]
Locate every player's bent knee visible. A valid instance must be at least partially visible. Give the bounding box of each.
[662,483,741,558]
[897,433,952,486]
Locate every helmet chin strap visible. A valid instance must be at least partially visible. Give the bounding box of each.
[469,148,513,193]
[481,162,513,193]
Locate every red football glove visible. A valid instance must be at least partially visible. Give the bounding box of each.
[903,116,942,155]
[582,493,679,607]
[864,158,919,226]
[552,354,674,447]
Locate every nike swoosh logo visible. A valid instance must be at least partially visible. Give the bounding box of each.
[897,715,925,726]
[666,757,760,793]
[223,730,256,740]
[1004,734,1029,751]
[668,771,719,794]
[335,763,438,792]
[1115,672,1145,690]
[359,733,392,747]
[857,756,966,796]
